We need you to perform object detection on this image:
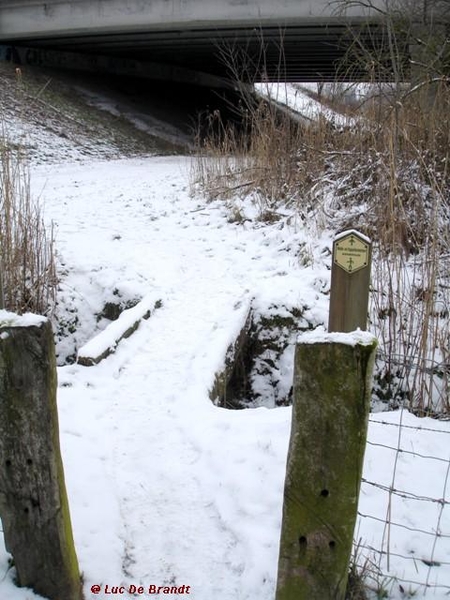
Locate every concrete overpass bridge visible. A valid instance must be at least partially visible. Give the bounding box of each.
[0,0,395,87]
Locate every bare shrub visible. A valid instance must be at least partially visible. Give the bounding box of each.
[190,6,450,415]
[191,88,342,216]
[0,129,57,315]
[311,84,450,416]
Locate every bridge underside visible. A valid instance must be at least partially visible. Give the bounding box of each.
[2,23,394,86]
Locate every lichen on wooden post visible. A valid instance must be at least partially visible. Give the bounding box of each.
[0,312,82,600]
[276,330,377,600]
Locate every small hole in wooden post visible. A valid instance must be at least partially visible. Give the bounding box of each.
[26,458,33,465]
[320,489,329,498]
[329,540,336,549]
[5,459,12,468]
[299,536,307,547]
[24,507,29,514]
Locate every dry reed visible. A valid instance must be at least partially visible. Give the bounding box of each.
[191,67,450,416]
[0,127,57,315]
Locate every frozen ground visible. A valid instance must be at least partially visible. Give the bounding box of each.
[0,76,449,600]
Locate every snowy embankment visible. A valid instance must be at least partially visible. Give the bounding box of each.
[0,83,448,600]
[254,82,356,128]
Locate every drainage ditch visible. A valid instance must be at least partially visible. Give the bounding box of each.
[209,301,316,409]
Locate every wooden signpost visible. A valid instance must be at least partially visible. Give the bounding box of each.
[328,230,372,333]
[275,228,375,600]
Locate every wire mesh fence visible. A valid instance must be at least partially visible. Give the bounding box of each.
[356,410,450,598]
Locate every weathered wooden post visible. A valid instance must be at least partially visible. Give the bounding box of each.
[0,312,82,600]
[276,229,376,600]
[328,229,372,333]
[0,257,4,310]
[276,332,377,600]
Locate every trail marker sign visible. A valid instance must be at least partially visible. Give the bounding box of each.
[328,229,372,333]
[334,232,369,274]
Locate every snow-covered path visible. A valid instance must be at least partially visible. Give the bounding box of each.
[0,155,449,600]
[28,156,316,600]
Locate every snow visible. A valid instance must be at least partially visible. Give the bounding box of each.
[297,326,377,346]
[77,293,162,365]
[254,82,356,127]
[0,85,449,600]
[0,310,47,328]
[335,228,372,244]
[74,83,193,151]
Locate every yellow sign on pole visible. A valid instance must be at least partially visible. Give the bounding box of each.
[334,232,370,274]
[328,229,372,332]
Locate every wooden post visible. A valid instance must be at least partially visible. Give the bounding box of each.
[276,331,377,600]
[328,229,372,333]
[0,313,82,600]
[0,256,4,310]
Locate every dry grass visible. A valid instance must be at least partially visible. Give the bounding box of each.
[191,90,334,214]
[191,73,450,415]
[0,127,57,315]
